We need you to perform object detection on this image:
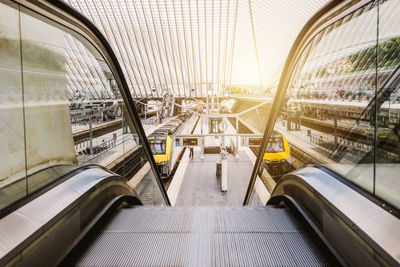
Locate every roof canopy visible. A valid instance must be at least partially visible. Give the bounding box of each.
[65,0,328,98]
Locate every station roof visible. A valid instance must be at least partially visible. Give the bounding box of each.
[64,0,328,98]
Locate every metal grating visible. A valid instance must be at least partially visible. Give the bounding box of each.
[73,206,332,266]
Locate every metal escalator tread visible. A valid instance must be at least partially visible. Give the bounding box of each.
[75,206,331,266]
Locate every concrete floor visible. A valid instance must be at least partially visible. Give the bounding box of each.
[175,150,254,206]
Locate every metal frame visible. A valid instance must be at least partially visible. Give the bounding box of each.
[204,0,208,97]
[248,0,263,88]
[159,0,182,96]
[216,0,222,100]
[119,0,151,97]
[145,0,171,97]
[131,0,160,98]
[179,0,192,97]
[188,0,197,97]
[196,0,203,97]
[227,0,239,96]
[221,0,231,95]
[172,0,188,98]
[138,0,165,97]
[107,1,143,98]
[211,0,214,97]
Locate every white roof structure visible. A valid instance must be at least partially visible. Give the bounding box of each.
[64,0,328,98]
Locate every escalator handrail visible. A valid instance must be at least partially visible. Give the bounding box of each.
[0,165,140,266]
[269,166,400,266]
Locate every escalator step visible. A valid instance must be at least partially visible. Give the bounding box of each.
[74,206,331,266]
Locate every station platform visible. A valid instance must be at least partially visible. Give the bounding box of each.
[83,117,175,167]
[275,120,400,208]
[174,150,253,206]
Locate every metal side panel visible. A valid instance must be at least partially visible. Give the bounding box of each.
[0,166,138,267]
[71,206,333,266]
[269,166,400,266]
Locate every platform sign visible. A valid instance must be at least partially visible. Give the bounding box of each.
[183,138,198,146]
[249,137,262,146]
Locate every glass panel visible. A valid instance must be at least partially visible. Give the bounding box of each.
[20,7,78,193]
[249,2,382,204]
[0,3,168,210]
[282,3,378,191]
[376,0,400,209]
[122,104,165,205]
[0,0,26,210]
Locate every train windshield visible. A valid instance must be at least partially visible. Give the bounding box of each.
[266,136,284,153]
[149,138,166,155]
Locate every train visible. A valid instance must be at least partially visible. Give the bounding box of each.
[290,98,400,125]
[147,112,192,178]
[262,131,292,177]
[70,102,122,123]
[70,108,94,123]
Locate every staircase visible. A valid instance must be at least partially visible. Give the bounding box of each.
[69,206,332,266]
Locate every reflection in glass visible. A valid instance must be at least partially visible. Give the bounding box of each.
[250,0,400,210]
[0,1,26,210]
[375,0,400,209]
[266,2,379,194]
[20,7,77,193]
[0,1,167,210]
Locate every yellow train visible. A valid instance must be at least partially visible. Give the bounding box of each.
[147,113,191,178]
[263,131,292,177]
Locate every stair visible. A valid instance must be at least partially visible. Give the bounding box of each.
[70,206,331,266]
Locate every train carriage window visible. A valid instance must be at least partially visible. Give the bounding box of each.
[266,137,284,153]
[150,139,166,155]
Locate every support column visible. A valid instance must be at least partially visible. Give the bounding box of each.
[221,149,228,192]
[200,115,204,134]
[200,137,205,160]
[89,118,93,156]
[334,109,338,146]
[206,95,209,114]
[235,117,240,159]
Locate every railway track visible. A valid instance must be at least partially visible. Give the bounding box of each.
[73,119,123,143]
[73,110,157,144]
[109,146,145,179]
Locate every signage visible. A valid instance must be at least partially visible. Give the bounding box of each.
[249,138,262,146]
[183,138,198,146]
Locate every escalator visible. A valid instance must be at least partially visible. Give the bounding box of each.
[2,163,398,266]
[0,1,399,267]
[63,205,336,266]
